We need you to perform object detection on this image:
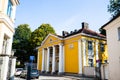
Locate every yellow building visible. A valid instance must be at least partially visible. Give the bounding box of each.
[37,22,108,75]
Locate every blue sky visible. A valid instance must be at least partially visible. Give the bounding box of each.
[15,0,111,35]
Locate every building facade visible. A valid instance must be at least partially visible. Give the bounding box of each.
[37,22,108,76]
[102,13,120,80]
[0,0,19,80]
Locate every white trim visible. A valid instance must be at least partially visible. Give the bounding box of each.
[41,49,45,71]
[63,45,64,72]
[52,46,55,72]
[96,41,99,67]
[78,39,82,74]
[82,39,86,66]
[46,47,50,72]
[64,33,82,40]
[81,33,106,40]
[11,0,20,5]
[64,33,106,40]
[0,17,14,33]
[58,43,63,73]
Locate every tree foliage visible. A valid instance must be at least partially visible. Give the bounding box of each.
[31,23,56,48]
[13,23,56,67]
[108,0,120,16]
[99,29,106,36]
[13,24,32,66]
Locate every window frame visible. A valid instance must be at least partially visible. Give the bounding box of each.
[88,41,93,51]
[118,27,120,40]
[100,43,105,52]
[7,0,13,17]
[88,58,94,67]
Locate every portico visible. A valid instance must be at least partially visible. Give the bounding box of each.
[37,34,64,74]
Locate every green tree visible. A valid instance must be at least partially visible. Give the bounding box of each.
[13,24,32,67]
[108,0,120,16]
[31,23,56,48]
[99,29,106,36]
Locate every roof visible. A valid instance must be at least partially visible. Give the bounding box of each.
[63,28,106,38]
[101,13,120,29]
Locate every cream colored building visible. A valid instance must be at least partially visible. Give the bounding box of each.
[0,0,19,80]
[102,13,120,80]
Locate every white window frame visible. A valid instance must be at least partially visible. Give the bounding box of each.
[118,27,120,40]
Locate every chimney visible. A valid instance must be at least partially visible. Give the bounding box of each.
[82,22,89,29]
[62,31,69,36]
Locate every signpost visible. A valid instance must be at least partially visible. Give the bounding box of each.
[26,56,35,80]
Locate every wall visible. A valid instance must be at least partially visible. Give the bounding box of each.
[37,49,42,71]
[105,17,120,80]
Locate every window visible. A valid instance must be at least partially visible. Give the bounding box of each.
[7,0,12,17]
[88,59,93,67]
[118,27,120,40]
[2,36,8,54]
[100,44,105,52]
[88,41,92,50]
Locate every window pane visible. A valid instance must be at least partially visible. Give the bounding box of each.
[88,41,92,50]
[88,59,93,67]
[100,44,105,52]
[7,0,12,17]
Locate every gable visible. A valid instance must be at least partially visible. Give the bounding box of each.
[41,34,63,47]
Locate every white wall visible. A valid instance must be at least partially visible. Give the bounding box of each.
[105,17,120,80]
[0,57,9,80]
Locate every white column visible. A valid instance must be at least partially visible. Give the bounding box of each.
[63,45,64,72]
[59,44,63,73]
[41,48,45,72]
[52,46,55,73]
[0,30,4,54]
[6,37,13,55]
[46,47,50,72]
[82,39,86,66]
[10,57,16,80]
[96,42,99,67]
[0,56,9,80]
[92,41,95,66]
[78,39,83,74]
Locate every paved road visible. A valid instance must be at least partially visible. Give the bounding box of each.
[15,77,38,80]
[15,76,72,80]
[15,76,95,80]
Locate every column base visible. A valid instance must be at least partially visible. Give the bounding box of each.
[58,72,65,75]
[78,74,84,77]
[41,71,45,73]
[51,72,57,75]
[46,71,51,74]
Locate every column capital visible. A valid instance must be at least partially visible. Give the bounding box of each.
[81,38,86,42]
[47,47,49,50]
[95,41,99,45]
[59,43,63,46]
[52,45,55,47]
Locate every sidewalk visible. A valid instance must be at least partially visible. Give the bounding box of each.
[38,76,97,80]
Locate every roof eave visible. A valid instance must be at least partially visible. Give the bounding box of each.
[101,13,120,29]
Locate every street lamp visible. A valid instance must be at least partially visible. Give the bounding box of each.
[11,49,16,57]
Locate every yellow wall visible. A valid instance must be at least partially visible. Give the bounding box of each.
[99,40,108,63]
[37,49,42,71]
[64,35,81,73]
[64,41,79,73]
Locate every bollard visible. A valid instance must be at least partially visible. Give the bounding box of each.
[27,64,31,80]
